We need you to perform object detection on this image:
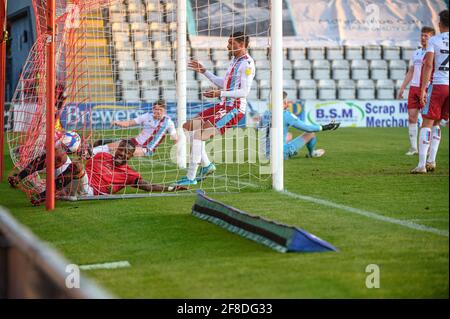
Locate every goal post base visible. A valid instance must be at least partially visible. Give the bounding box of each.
[192,191,337,253]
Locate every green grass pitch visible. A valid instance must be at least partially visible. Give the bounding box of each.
[0,127,448,298]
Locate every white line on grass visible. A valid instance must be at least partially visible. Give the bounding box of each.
[79,261,131,271]
[144,159,448,237]
[282,190,449,238]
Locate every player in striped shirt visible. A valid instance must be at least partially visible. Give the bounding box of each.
[397,26,435,156]
[93,99,177,157]
[412,10,449,174]
[176,31,256,186]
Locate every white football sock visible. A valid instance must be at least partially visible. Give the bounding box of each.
[201,141,211,167]
[187,139,202,180]
[408,123,418,150]
[427,125,441,163]
[418,127,431,168]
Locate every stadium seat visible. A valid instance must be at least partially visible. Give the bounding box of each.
[134,40,151,52]
[299,80,317,100]
[132,31,148,43]
[389,60,407,80]
[364,45,382,60]
[370,60,388,80]
[110,2,126,14]
[158,60,176,81]
[326,46,344,60]
[165,11,177,23]
[142,87,160,102]
[116,50,134,62]
[192,48,211,62]
[110,13,126,23]
[318,80,336,100]
[214,64,228,78]
[313,60,331,80]
[283,60,293,80]
[149,22,166,32]
[145,0,161,12]
[135,50,152,63]
[376,80,395,99]
[151,31,170,42]
[122,89,140,103]
[357,80,375,99]
[250,48,268,60]
[186,82,201,101]
[154,49,172,61]
[293,60,311,80]
[113,32,130,43]
[307,47,325,60]
[112,22,130,33]
[288,48,306,60]
[332,60,350,80]
[259,80,270,100]
[186,70,197,81]
[118,60,136,71]
[248,86,259,101]
[401,47,416,61]
[344,46,363,60]
[283,80,298,100]
[119,70,137,81]
[211,48,230,61]
[137,58,156,69]
[351,60,369,80]
[138,70,157,81]
[161,86,177,102]
[395,79,410,99]
[129,13,146,23]
[255,66,270,81]
[337,80,356,99]
[383,46,401,60]
[131,22,148,32]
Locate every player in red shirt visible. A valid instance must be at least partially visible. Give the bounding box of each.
[19,140,186,205]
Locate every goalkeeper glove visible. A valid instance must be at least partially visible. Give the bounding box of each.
[321,121,341,131]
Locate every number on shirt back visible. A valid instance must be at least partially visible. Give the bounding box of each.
[439,48,449,71]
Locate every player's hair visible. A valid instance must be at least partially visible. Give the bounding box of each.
[119,139,136,154]
[439,10,449,28]
[230,31,250,48]
[283,91,288,99]
[421,26,436,35]
[153,99,166,109]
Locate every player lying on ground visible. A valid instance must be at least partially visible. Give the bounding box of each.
[259,91,340,160]
[412,9,449,174]
[94,99,177,157]
[8,133,85,202]
[10,140,186,205]
[397,26,436,156]
[176,31,256,186]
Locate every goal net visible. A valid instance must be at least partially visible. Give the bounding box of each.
[7,0,275,203]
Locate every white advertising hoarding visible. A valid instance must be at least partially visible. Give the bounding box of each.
[304,100,410,128]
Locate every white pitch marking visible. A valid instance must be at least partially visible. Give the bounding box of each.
[282,190,449,238]
[79,261,131,271]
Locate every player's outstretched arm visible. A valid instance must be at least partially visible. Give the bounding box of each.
[133,178,187,192]
[189,60,225,88]
[110,119,136,128]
